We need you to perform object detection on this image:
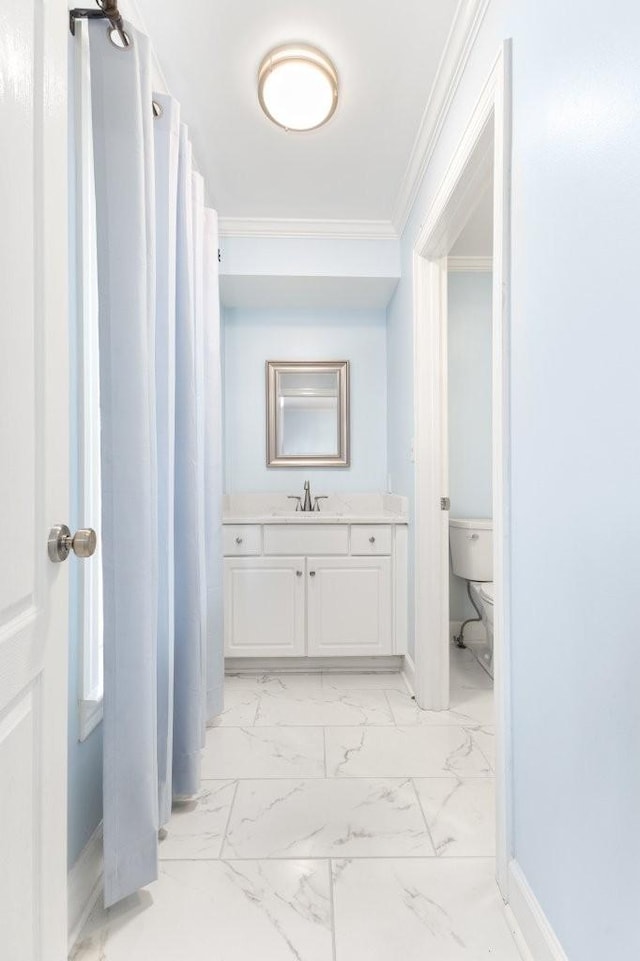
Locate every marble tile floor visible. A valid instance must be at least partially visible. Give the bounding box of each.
[71,647,523,961]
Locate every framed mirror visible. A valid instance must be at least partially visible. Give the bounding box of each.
[266,361,350,467]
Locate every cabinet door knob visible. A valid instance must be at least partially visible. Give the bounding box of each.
[369,536,376,543]
[296,570,303,576]
[235,536,243,544]
[309,571,316,577]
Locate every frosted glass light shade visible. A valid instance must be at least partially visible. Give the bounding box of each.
[258,44,339,131]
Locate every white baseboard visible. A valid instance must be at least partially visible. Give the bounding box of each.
[68,823,103,952]
[450,619,486,643]
[225,655,403,674]
[507,860,569,961]
[402,653,416,694]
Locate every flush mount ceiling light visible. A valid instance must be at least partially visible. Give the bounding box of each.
[258,44,339,132]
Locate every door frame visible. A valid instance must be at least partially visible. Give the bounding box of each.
[413,42,512,894]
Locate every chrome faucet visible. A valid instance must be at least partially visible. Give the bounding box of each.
[302,480,313,512]
[287,480,328,512]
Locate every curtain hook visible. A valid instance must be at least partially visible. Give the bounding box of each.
[96,0,131,48]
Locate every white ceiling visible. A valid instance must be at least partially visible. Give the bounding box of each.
[135,0,459,223]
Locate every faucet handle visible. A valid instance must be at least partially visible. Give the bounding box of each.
[287,495,302,511]
[313,496,329,512]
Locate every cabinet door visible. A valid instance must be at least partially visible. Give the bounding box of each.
[307,557,392,657]
[224,557,306,657]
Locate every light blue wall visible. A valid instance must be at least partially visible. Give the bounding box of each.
[67,61,103,869]
[448,270,493,621]
[220,235,401,280]
[224,307,388,492]
[386,2,640,957]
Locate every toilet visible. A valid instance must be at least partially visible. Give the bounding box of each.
[449,518,494,675]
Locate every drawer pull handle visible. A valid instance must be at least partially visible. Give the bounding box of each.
[296,570,303,576]
[369,536,376,543]
[235,536,243,545]
[309,571,316,577]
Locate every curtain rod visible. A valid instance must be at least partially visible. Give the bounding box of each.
[70,0,130,48]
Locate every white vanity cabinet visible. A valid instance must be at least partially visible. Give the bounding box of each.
[223,517,408,660]
[306,556,391,657]
[224,556,306,657]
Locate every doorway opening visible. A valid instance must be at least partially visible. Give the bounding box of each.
[412,43,512,895]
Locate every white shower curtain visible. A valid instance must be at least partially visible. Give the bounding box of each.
[85,20,223,906]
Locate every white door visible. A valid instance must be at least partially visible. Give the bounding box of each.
[224,557,306,657]
[307,557,392,657]
[0,1,69,959]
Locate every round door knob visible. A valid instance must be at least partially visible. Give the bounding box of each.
[296,570,303,577]
[48,525,97,563]
[369,536,376,543]
[235,536,243,544]
[309,571,316,577]
[72,528,98,558]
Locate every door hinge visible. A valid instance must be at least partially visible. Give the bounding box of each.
[440,497,450,511]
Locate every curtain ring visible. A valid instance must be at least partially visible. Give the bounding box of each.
[98,2,131,49]
[108,25,132,48]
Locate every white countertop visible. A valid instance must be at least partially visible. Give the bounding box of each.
[223,492,409,526]
[223,512,407,525]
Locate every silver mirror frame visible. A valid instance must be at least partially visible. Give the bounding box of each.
[266,360,350,468]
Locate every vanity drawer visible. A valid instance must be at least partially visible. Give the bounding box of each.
[223,525,262,556]
[264,524,349,556]
[350,525,392,556]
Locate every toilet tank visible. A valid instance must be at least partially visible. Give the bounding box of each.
[449,518,493,581]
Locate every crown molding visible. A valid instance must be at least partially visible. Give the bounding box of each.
[218,217,399,241]
[131,0,489,242]
[448,255,493,271]
[391,0,491,235]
